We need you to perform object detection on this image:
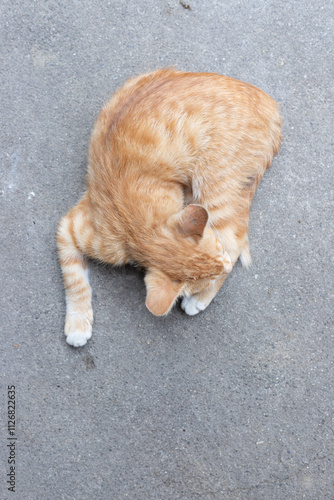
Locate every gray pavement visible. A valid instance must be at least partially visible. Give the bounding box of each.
[1,0,333,498]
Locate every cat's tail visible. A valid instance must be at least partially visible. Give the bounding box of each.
[57,195,94,347]
[240,237,251,269]
[247,105,282,203]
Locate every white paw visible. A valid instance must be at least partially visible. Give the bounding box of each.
[66,328,92,347]
[65,310,93,347]
[181,296,207,316]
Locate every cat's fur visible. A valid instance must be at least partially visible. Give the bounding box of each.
[57,69,281,346]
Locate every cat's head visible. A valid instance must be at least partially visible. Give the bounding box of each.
[144,204,232,315]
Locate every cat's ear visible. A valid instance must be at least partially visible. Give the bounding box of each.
[169,204,209,242]
[145,269,184,316]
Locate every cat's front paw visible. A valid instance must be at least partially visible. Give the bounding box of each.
[181,295,207,316]
[65,310,93,347]
[66,328,92,347]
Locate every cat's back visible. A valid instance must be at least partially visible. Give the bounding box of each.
[88,69,281,188]
[91,68,279,143]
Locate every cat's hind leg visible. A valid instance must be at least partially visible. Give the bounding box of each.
[57,195,95,347]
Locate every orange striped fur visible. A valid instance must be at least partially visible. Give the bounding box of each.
[57,69,281,346]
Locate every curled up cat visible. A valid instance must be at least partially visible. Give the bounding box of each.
[57,68,281,346]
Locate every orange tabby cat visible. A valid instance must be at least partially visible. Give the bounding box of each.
[57,69,281,346]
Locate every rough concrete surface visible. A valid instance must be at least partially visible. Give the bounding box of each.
[1,0,333,499]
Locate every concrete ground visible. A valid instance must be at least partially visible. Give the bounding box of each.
[1,0,333,498]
